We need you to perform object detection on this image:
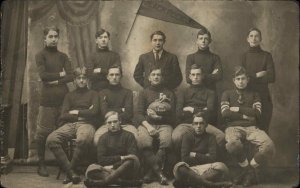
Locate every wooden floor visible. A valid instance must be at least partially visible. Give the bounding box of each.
[0,165,299,188]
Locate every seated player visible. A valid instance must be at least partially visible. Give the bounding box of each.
[221,66,275,186]
[172,64,225,152]
[136,66,175,185]
[84,111,142,187]
[173,114,232,188]
[46,67,99,184]
[94,64,137,145]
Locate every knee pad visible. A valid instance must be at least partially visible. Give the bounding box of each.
[225,140,243,154]
[213,162,229,174]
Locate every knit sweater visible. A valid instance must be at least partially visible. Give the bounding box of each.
[181,131,217,166]
[133,50,182,90]
[221,88,261,127]
[86,47,121,91]
[186,48,222,91]
[136,85,175,126]
[99,84,133,124]
[241,46,275,99]
[97,129,138,166]
[176,84,215,124]
[35,46,73,107]
[59,87,99,127]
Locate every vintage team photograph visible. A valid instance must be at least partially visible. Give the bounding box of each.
[0,0,299,188]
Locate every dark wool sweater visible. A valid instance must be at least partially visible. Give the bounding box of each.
[133,50,182,90]
[136,85,175,126]
[241,46,275,99]
[186,48,222,91]
[86,47,121,91]
[35,46,73,107]
[99,84,133,124]
[176,84,215,124]
[97,129,138,166]
[59,87,99,127]
[181,131,217,166]
[221,89,261,128]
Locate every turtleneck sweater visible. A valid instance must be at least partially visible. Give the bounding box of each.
[221,88,262,127]
[97,129,138,166]
[59,87,99,127]
[99,84,133,124]
[86,47,121,91]
[176,84,215,124]
[136,84,175,126]
[186,47,222,91]
[35,46,73,107]
[241,46,275,98]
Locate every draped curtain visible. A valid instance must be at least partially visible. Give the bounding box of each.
[1,0,28,149]
[29,0,100,67]
[2,0,101,159]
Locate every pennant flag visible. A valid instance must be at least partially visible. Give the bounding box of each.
[137,0,204,29]
[126,0,205,43]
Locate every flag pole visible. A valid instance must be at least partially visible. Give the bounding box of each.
[125,1,143,44]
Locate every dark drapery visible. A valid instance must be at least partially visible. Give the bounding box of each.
[29,0,100,68]
[1,0,28,148]
[25,0,101,159]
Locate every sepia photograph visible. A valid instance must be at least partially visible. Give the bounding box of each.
[0,0,299,187]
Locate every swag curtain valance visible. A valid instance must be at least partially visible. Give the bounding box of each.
[29,0,100,26]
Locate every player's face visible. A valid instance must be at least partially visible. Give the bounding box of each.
[151,34,165,52]
[197,34,210,50]
[107,68,121,85]
[233,74,249,90]
[247,30,261,47]
[106,114,121,132]
[44,30,59,47]
[149,69,162,86]
[74,75,88,88]
[96,32,110,49]
[189,69,203,85]
[192,117,207,135]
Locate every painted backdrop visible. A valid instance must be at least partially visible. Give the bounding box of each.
[23,0,299,168]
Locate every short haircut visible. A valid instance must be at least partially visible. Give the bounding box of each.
[149,65,162,75]
[74,67,87,77]
[104,111,119,122]
[193,112,208,125]
[190,64,203,73]
[232,66,248,78]
[197,27,212,41]
[95,29,110,39]
[108,64,123,76]
[43,26,59,37]
[150,30,166,41]
[247,27,262,40]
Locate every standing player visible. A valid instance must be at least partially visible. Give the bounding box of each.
[35,27,73,177]
[134,30,182,90]
[241,28,275,133]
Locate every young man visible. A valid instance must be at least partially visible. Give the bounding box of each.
[186,28,222,125]
[241,28,275,133]
[84,111,142,187]
[35,26,73,177]
[172,64,225,151]
[93,64,137,145]
[134,30,182,90]
[186,27,222,91]
[46,67,99,184]
[136,67,175,185]
[221,66,275,186]
[173,114,232,188]
[87,29,121,91]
